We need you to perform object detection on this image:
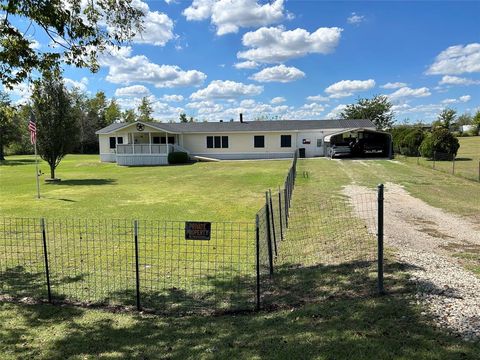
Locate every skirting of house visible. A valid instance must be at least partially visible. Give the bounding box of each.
[191,152,294,160]
[116,154,168,166]
[100,153,116,162]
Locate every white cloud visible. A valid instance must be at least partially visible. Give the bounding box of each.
[115,85,150,97]
[387,86,431,101]
[190,80,263,100]
[28,39,41,50]
[325,79,375,98]
[270,96,286,104]
[116,94,185,120]
[326,104,347,119]
[459,95,471,102]
[234,61,259,69]
[441,95,472,104]
[380,82,408,89]
[2,82,33,104]
[439,75,480,86]
[426,43,480,75]
[238,26,343,63]
[183,0,286,35]
[162,94,184,102]
[250,64,305,83]
[98,46,206,88]
[306,94,329,102]
[347,12,365,24]
[64,77,89,92]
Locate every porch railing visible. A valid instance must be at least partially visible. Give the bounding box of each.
[116,144,173,155]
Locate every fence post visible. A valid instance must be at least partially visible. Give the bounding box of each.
[377,184,385,295]
[265,192,274,276]
[255,214,261,310]
[433,151,436,170]
[284,187,289,228]
[268,189,277,256]
[278,187,284,242]
[478,161,480,182]
[133,220,141,311]
[452,156,455,175]
[40,218,52,303]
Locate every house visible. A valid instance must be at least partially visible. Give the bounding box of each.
[95,118,391,166]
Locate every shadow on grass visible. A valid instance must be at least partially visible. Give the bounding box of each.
[455,157,473,162]
[47,179,117,186]
[1,259,480,359]
[0,159,36,166]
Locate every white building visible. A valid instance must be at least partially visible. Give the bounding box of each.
[95,118,390,166]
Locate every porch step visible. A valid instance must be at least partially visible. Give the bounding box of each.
[192,155,221,162]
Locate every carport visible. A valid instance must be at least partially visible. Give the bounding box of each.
[323,128,392,159]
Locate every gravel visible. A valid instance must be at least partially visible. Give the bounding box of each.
[344,182,480,341]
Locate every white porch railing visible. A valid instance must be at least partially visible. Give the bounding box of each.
[116,144,173,155]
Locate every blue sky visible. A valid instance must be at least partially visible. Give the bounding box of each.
[4,0,480,123]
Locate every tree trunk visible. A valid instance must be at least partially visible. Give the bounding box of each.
[50,165,55,179]
[0,135,4,160]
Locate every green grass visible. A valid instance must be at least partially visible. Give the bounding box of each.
[402,136,480,183]
[0,155,290,221]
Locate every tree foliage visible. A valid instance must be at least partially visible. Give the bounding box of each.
[137,96,154,122]
[0,0,144,87]
[340,95,394,130]
[391,125,425,156]
[122,109,136,123]
[179,113,188,123]
[0,91,20,160]
[419,128,460,159]
[32,72,77,179]
[433,108,457,130]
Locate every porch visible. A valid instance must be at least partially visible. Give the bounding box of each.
[115,144,175,166]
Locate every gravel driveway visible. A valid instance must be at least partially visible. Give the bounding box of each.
[344,183,480,341]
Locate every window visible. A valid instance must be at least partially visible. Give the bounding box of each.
[153,136,160,144]
[160,136,175,144]
[317,139,322,147]
[117,137,123,145]
[280,135,291,148]
[206,136,214,148]
[109,137,116,149]
[206,136,229,149]
[254,135,265,148]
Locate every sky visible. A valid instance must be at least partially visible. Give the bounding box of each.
[3,0,480,123]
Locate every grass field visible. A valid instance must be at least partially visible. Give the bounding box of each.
[403,136,480,182]
[1,154,480,358]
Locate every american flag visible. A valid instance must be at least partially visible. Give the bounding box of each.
[28,112,37,145]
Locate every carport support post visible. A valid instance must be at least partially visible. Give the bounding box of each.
[377,184,385,295]
[40,218,52,303]
[134,220,141,311]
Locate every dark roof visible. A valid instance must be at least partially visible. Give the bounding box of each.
[96,119,375,134]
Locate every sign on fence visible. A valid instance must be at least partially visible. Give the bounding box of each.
[185,221,211,240]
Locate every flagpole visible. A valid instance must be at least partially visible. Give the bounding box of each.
[34,139,41,199]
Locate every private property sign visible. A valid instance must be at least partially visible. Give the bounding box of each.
[185,222,211,240]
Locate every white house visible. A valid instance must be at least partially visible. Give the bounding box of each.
[95,118,389,166]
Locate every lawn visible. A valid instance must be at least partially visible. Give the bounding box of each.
[1,154,480,359]
[0,154,291,221]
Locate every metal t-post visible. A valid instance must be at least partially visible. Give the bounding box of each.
[377,184,385,295]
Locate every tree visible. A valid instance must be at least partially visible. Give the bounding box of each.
[340,95,394,130]
[433,108,456,130]
[179,113,188,123]
[0,91,20,160]
[8,104,33,155]
[0,1,144,88]
[31,72,77,180]
[473,111,480,134]
[419,128,460,159]
[457,113,473,126]
[122,109,136,123]
[105,99,121,124]
[137,97,154,122]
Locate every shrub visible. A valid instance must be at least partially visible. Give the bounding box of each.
[399,127,425,156]
[168,151,189,164]
[419,128,460,159]
[390,126,411,154]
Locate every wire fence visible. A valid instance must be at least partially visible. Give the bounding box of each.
[1,150,385,314]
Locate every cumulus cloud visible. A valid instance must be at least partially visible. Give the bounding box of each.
[234,61,259,69]
[183,0,286,35]
[162,94,184,102]
[426,43,480,75]
[270,96,286,104]
[237,26,343,63]
[441,95,471,104]
[380,82,408,89]
[250,64,305,83]
[347,12,365,24]
[64,77,89,92]
[115,85,150,97]
[190,80,263,100]
[439,75,480,86]
[387,86,431,101]
[326,104,347,119]
[306,94,329,102]
[98,46,206,88]
[325,79,375,98]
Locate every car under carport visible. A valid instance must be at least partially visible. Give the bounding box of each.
[323,128,393,159]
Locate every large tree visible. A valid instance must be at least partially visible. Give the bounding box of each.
[433,108,457,130]
[137,96,154,122]
[0,0,144,88]
[105,99,121,124]
[472,110,480,134]
[340,95,394,130]
[0,91,20,160]
[32,71,77,180]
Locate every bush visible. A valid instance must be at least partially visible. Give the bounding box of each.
[390,126,411,154]
[168,151,189,164]
[419,128,460,159]
[399,127,425,156]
